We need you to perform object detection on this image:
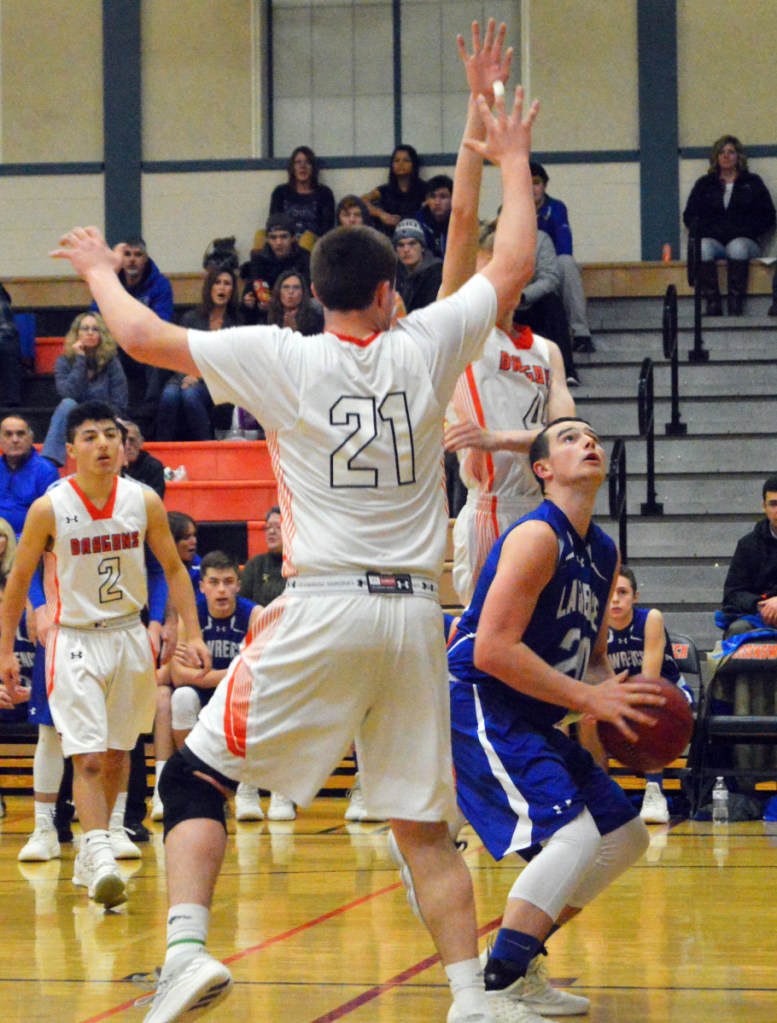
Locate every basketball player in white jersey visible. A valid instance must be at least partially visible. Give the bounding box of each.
[51,23,538,1023]
[440,40,575,606]
[0,401,209,910]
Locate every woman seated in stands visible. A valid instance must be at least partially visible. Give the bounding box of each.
[167,511,200,590]
[683,135,775,316]
[41,311,128,466]
[336,194,370,228]
[362,144,427,236]
[269,145,335,245]
[266,269,323,335]
[155,267,241,441]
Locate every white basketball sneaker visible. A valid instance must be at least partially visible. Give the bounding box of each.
[110,825,142,859]
[640,782,669,824]
[480,945,589,1017]
[18,826,61,862]
[267,792,296,821]
[141,950,233,1022]
[235,784,264,821]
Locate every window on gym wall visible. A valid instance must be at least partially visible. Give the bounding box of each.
[270,0,521,159]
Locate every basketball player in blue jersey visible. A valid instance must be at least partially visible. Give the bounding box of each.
[606,566,693,825]
[447,417,665,1022]
[169,550,260,746]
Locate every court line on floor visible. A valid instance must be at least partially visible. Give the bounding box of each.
[77,880,497,1023]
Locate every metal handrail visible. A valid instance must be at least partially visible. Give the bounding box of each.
[687,220,709,363]
[608,438,628,563]
[637,357,664,515]
[662,284,687,436]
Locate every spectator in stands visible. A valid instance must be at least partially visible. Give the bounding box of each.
[267,270,324,335]
[41,312,128,466]
[720,475,777,637]
[393,219,443,314]
[101,237,174,409]
[0,415,60,536]
[336,194,370,227]
[683,135,776,316]
[0,517,16,578]
[240,506,284,607]
[606,566,694,824]
[513,228,580,386]
[240,213,311,324]
[121,419,165,498]
[531,161,595,353]
[0,283,22,409]
[168,511,200,590]
[155,268,241,441]
[416,174,453,260]
[362,144,427,236]
[269,146,335,244]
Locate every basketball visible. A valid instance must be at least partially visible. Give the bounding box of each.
[597,676,694,773]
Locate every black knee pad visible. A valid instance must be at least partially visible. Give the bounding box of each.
[159,751,228,839]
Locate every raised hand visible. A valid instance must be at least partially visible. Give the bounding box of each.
[457,18,512,108]
[50,225,123,280]
[464,85,539,168]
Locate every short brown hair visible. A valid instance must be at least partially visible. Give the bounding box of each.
[311,226,396,312]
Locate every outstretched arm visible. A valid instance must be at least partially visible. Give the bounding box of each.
[51,227,197,376]
[469,86,539,322]
[440,18,512,299]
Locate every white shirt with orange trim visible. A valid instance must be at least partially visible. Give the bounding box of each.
[44,475,149,627]
[450,326,552,504]
[189,273,497,578]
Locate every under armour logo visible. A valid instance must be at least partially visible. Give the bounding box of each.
[357,578,365,587]
[70,650,84,660]
[397,579,410,591]
[66,515,79,524]
[552,798,573,815]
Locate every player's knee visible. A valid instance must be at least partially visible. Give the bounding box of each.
[171,687,202,732]
[73,751,104,779]
[159,751,227,838]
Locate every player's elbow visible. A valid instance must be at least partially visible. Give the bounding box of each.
[473,634,503,678]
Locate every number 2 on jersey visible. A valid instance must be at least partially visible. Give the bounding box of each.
[330,392,416,488]
[97,556,123,604]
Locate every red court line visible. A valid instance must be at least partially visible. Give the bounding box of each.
[78,846,496,1023]
[308,917,502,1023]
[77,880,409,1023]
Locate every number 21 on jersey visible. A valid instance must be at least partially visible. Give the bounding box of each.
[330,392,416,488]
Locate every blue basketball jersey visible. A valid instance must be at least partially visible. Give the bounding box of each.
[607,606,681,684]
[448,499,618,728]
[197,594,255,671]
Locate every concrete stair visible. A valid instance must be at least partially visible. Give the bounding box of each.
[580,295,777,655]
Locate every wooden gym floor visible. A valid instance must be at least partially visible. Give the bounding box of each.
[1,794,776,1023]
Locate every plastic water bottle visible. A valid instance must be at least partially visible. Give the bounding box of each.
[712,776,729,825]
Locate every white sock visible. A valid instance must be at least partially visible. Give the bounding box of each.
[165,903,210,964]
[154,761,166,796]
[109,791,128,831]
[446,958,489,1019]
[33,800,57,831]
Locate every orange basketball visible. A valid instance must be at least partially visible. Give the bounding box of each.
[597,676,694,773]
